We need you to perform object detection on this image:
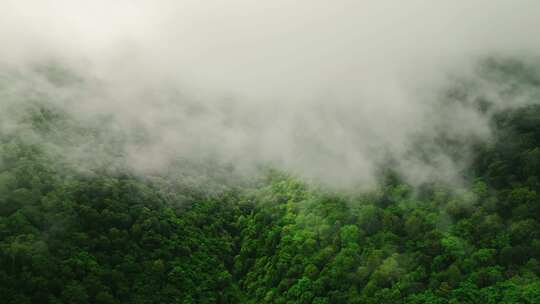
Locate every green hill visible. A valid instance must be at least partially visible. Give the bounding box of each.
[1,60,540,303]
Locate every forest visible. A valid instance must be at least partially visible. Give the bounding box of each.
[0,58,539,304]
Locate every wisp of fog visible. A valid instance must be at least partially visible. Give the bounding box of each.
[1,0,540,188]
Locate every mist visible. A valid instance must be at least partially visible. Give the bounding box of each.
[1,0,540,188]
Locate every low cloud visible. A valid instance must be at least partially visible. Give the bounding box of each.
[1,1,540,188]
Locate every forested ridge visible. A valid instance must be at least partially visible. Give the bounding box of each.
[2,62,540,303]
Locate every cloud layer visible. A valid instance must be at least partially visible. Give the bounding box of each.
[1,1,540,188]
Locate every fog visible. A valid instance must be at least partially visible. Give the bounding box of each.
[1,1,540,188]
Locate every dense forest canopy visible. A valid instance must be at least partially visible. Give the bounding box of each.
[0,58,539,304]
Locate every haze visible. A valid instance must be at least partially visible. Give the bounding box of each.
[1,0,540,188]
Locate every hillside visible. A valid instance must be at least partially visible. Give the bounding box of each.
[1,86,540,304]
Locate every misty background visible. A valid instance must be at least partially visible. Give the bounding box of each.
[1,0,540,188]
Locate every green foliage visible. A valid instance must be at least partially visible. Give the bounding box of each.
[1,60,540,303]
